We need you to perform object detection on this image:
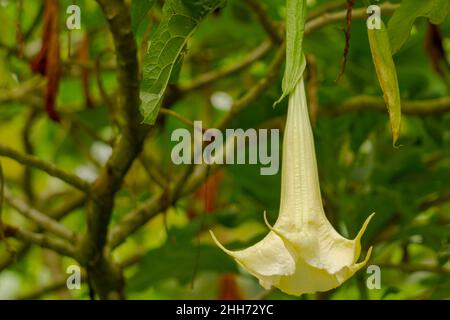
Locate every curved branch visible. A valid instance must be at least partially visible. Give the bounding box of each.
[180,40,273,92]
[78,0,148,299]
[0,192,85,272]
[0,144,91,192]
[215,42,286,130]
[323,96,450,116]
[245,0,283,44]
[305,2,399,36]
[3,224,76,258]
[378,262,450,276]
[4,187,76,242]
[108,193,163,248]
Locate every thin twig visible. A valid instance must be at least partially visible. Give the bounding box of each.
[215,42,286,130]
[139,155,168,190]
[322,95,450,116]
[245,0,283,44]
[307,0,347,20]
[4,187,77,242]
[378,263,450,276]
[17,250,144,300]
[3,224,76,258]
[159,108,197,128]
[305,2,398,36]
[0,144,91,193]
[336,0,356,81]
[180,40,272,92]
[0,192,85,272]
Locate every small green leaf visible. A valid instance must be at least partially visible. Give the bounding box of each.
[388,0,450,55]
[131,0,156,33]
[368,21,402,146]
[140,0,225,124]
[274,0,307,106]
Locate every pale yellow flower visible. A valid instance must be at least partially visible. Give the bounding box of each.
[211,78,374,296]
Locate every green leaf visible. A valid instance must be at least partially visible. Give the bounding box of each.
[388,0,450,55]
[131,0,156,33]
[274,0,307,106]
[140,0,225,124]
[127,217,237,292]
[128,244,237,292]
[368,21,402,146]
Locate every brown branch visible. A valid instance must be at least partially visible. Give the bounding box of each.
[3,224,76,258]
[0,144,91,193]
[21,109,38,202]
[305,2,399,36]
[0,77,44,106]
[16,251,144,300]
[4,187,76,242]
[322,95,450,116]
[307,0,347,20]
[336,0,356,81]
[78,0,149,299]
[108,193,163,248]
[419,189,450,211]
[159,108,198,128]
[138,155,168,190]
[215,42,286,130]
[180,40,272,92]
[378,263,450,276]
[245,0,283,44]
[0,192,85,272]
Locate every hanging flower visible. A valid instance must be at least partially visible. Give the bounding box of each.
[211,78,374,296]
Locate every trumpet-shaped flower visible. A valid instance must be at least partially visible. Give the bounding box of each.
[211,78,374,296]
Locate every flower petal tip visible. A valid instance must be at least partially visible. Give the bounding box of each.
[355,212,375,242]
[209,230,233,256]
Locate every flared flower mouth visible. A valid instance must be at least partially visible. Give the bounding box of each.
[211,78,374,296]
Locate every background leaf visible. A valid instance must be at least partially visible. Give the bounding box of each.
[388,0,450,55]
[127,222,237,292]
[140,0,225,124]
[274,0,307,106]
[368,21,402,145]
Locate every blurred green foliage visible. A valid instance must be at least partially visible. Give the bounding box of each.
[0,0,449,300]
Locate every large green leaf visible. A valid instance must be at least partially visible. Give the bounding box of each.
[127,221,237,292]
[128,244,237,292]
[368,21,402,146]
[274,0,307,106]
[131,0,156,33]
[388,0,450,55]
[140,0,225,124]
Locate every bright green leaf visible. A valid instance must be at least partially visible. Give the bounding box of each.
[368,21,402,146]
[388,0,450,55]
[274,0,307,106]
[140,0,225,124]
